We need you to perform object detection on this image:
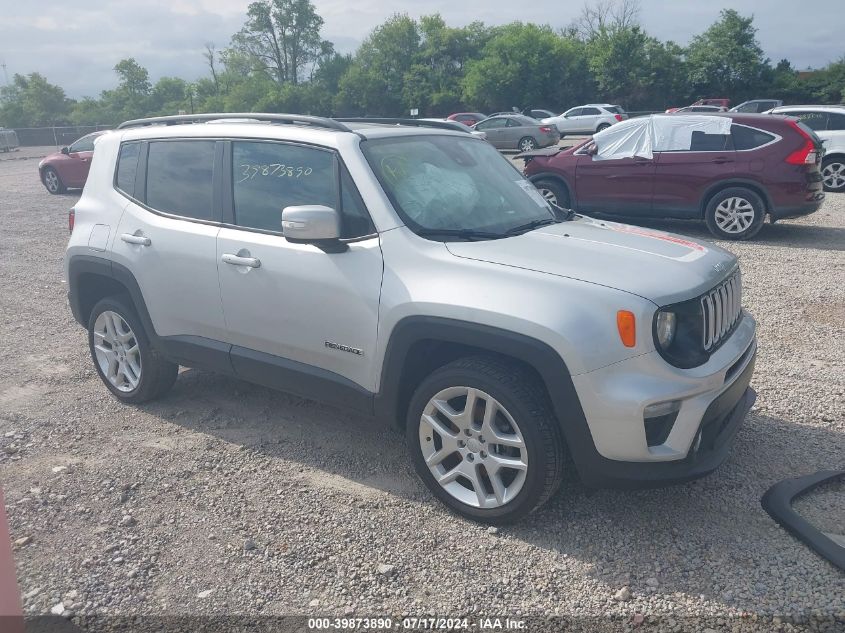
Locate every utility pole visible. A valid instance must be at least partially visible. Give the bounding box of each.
[0,59,9,87]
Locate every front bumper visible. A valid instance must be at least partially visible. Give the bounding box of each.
[568,312,757,488]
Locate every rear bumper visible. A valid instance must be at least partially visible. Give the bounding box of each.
[770,197,824,221]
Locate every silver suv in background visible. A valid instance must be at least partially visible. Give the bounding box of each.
[767,104,845,192]
[65,113,757,523]
[542,104,627,136]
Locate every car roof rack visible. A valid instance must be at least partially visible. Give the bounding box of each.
[116,113,352,132]
[335,118,468,132]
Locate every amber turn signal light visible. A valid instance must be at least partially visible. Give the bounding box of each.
[617,310,636,348]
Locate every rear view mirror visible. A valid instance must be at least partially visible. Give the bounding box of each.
[282,205,344,250]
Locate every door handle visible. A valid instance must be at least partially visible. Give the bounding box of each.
[711,157,732,164]
[121,233,151,246]
[222,253,261,268]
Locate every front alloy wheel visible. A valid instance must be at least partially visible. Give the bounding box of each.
[419,386,528,509]
[43,167,65,194]
[407,356,565,523]
[821,159,845,192]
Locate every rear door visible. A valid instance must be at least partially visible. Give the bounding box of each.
[577,107,603,133]
[111,139,227,342]
[652,127,735,218]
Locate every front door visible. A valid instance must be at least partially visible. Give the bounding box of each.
[575,154,656,216]
[216,140,383,393]
[474,118,509,148]
[62,133,99,187]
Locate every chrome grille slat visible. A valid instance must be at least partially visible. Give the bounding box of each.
[701,270,742,351]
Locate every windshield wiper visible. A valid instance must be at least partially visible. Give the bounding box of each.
[503,217,560,236]
[416,228,504,241]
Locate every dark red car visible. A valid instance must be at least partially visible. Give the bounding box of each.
[522,113,825,240]
[38,130,108,194]
[447,112,487,127]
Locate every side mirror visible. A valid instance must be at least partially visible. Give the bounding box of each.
[61,146,70,155]
[282,205,344,250]
[586,144,598,156]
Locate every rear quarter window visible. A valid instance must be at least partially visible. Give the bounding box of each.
[115,142,141,198]
[827,112,845,131]
[731,125,776,150]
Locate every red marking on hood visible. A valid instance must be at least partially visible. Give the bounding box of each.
[606,223,707,251]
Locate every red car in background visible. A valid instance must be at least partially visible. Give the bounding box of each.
[521,113,825,240]
[447,112,487,127]
[38,130,108,194]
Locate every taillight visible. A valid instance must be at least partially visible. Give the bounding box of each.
[539,126,553,133]
[785,120,818,165]
[69,208,75,233]
[614,114,623,122]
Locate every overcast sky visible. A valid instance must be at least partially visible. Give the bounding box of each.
[1,0,843,99]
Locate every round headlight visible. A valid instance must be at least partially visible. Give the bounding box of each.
[656,310,677,348]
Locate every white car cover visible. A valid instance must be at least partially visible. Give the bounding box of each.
[592,115,732,160]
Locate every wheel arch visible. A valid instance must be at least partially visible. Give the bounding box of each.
[67,255,159,346]
[374,316,593,464]
[699,179,773,220]
[527,172,574,206]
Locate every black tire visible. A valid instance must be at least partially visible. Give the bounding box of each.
[704,187,766,240]
[87,295,178,404]
[596,123,610,133]
[821,157,845,192]
[42,167,66,194]
[406,356,565,524]
[518,136,536,152]
[533,178,571,210]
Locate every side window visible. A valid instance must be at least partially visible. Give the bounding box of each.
[690,131,733,151]
[565,108,582,117]
[477,118,507,130]
[506,117,520,127]
[70,135,96,153]
[146,140,215,220]
[789,111,827,131]
[826,113,845,131]
[731,125,776,150]
[581,108,601,116]
[232,141,335,233]
[115,142,140,198]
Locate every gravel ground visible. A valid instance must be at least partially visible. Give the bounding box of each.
[1,147,843,632]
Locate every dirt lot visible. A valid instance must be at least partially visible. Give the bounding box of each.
[1,146,843,631]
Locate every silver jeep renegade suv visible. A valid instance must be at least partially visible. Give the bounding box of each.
[65,113,757,523]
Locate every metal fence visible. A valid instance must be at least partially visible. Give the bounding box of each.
[12,125,114,148]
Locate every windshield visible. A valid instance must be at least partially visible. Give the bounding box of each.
[362,135,556,239]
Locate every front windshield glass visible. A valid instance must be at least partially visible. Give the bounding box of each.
[361,135,555,238]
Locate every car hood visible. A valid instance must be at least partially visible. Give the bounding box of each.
[445,216,738,305]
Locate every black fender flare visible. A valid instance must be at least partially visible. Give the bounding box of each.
[67,255,161,348]
[373,316,597,468]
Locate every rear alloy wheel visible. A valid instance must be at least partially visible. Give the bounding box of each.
[407,356,565,523]
[88,296,178,403]
[518,137,537,152]
[704,187,765,240]
[43,167,65,194]
[821,158,845,192]
[533,178,570,209]
[596,123,610,133]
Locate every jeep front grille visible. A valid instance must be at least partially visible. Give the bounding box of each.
[701,270,742,351]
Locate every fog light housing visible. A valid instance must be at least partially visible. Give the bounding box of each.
[644,400,681,447]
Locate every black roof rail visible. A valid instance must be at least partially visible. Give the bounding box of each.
[116,113,352,132]
[334,118,470,133]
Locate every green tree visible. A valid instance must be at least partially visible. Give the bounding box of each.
[0,72,72,127]
[462,23,592,112]
[114,58,151,96]
[233,0,329,84]
[686,10,768,101]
